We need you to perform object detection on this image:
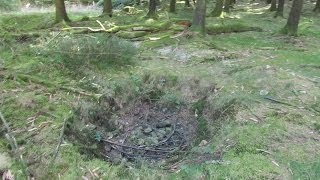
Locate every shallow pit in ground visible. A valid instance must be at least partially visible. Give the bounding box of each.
[66,99,198,164]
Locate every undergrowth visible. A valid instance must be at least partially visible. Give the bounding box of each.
[0,1,320,179]
[41,34,136,72]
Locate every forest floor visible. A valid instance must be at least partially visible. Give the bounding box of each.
[1,1,320,179]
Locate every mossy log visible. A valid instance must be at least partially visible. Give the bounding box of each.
[207,24,262,34]
[63,21,172,38]
[116,30,149,39]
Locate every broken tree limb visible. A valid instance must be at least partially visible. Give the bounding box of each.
[49,117,67,167]
[6,73,101,100]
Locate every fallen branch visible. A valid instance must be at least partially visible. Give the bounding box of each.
[49,117,67,167]
[0,112,33,179]
[103,139,176,153]
[264,96,320,115]
[6,73,100,99]
[264,96,297,107]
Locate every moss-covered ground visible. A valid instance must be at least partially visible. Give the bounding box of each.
[1,1,320,179]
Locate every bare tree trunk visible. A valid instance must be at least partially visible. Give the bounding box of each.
[192,0,206,35]
[54,0,70,23]
[275,0,285,17]
[314,0,320,13]
[211,0,223,17]
[169,0,176,13]
[270,0,277,11]
[185,0,190,7]
[224,0,231,13]
[147,0,157,18]
[282,0,303,35]
[103,0,112,17]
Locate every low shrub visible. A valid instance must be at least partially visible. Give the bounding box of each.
[42,33,136,70]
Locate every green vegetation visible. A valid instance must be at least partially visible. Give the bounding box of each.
[1,0,320,179]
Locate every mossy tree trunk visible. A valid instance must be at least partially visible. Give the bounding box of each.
[211,0,223,17]
[147,0,157,18]
[275,0,285,17]
[185,0,190,7]
[169,0,176,13]
[54,0,70,23]
[270,0,277,11]
[282,0,303,35]
[103,0,112,17]
[224,0,232,13]
[192,0,206,35]
[314,0,320,13]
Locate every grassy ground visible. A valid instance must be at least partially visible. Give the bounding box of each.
[1,1,320,179]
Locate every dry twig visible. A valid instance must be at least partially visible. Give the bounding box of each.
[49,117,67,167]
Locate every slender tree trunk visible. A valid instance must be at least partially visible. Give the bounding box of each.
[103,0,112,17]
[314,0,320,13]
[267,0,272,4]
[192,0,206,35]
[54,0,70,23]
[282,0,303,35]
[275,0,285,17]
[224,0,231,13]
[146,0,157,18]
[211,0,223,17]
[185,0,190,7]
[270,0,277,11]
[169,0,176,13]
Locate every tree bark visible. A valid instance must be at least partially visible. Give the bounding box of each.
[185,0,190,7]
[270,0,277,11]
[224,0,232,13]
[275,0,285,17]
[192,0,206,35]
[54,0,70,23]
[211,0,223,17]
[314,0,320,13]
[103,0,112,17]
[169,0,176,13]
[282,0,303,35]
[147,0,157,18]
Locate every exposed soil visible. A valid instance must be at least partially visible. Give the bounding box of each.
[66,99,199,164]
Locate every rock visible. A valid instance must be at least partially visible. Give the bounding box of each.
[104,144,112,152]
[156,120,172,128]
[137,138,145,145]
[199,140,208,146]
[156,133,164,140]
[157,129,166,135]
[165,127,172,134]
[123,6,135,13]
[149,137,159,145]
[143,127,153,134]
[259,90,269,96]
